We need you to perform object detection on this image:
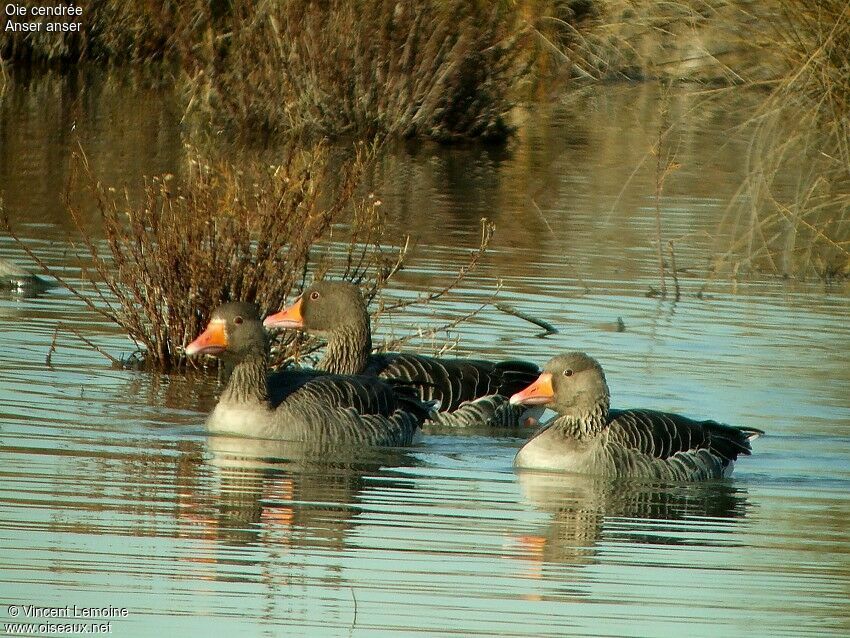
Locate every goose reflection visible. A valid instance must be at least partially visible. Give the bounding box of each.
[177,434,418,551]
[0,257,55,297]
[513,470,751,575]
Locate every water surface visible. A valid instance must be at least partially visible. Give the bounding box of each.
[1,73,849,637]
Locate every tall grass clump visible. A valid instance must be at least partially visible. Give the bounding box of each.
[716,1,850,279]
[2,1,566,143]
[186,0,534,143]
[548,0,779,83]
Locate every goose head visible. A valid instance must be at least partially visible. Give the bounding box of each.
[186,302,267,359]
[263,281,368,337]
[510,352,610,419]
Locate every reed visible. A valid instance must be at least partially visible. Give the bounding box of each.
[184,0,534,143]
[714,0,850,279]
[552,0,778,83]
[2,1,551,142]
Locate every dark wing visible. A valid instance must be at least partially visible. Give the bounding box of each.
[266,367,323,405]
[268,367,430,419]
[607,409,762,463]
[368,353,539,412]
[427,396,530,428]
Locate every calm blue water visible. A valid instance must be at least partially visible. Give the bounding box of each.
[1,75,849,637]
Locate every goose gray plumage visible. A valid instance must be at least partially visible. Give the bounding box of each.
[263,281,541,428]
[0,258,54,295]
[509,352,763,479]
[186,302,433,445]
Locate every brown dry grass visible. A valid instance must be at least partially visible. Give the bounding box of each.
[556,0,780,83]
[713,0,850,279]
[562,1,848,281]
[185,0,536,143]
[1,1,553,143]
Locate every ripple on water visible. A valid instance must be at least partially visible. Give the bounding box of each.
[1,82,849,637]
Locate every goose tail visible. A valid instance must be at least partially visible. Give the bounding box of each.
[397,394,441,421]
[493,360,541,395]
[424,399,442,418]
[742,426,765,441]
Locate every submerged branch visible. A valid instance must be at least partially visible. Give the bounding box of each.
[45,322,123,367]
[493,302,558,337]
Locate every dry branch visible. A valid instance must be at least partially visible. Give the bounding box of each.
[493,302,558,337]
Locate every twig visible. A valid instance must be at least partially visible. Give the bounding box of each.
[46,326,60,367]
[653,89,669,299]
[59,323,122,367]
[349,587,358,631]
[380,282,503,352]
[493,302,558,336]
[667,240,681,302]
[363,234,410,304]
[528,180,590,295]
[530,199,554,236]
[0,58,8,94]
[375,219,494,315]
[1,210,121,326]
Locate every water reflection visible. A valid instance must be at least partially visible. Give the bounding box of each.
[1,69,849,636]
[515,471,750,575]
[0,69,182,231]
[193,435,419,550]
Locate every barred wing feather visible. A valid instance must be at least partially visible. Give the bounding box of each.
[607,409,763,463]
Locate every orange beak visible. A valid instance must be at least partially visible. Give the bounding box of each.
[509,372,554,408]
[263,297,304,329]
[185,319,228,356]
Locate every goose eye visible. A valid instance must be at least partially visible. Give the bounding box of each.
[234,316,243,325]
[310,291,320,300]
[563,369,573,377]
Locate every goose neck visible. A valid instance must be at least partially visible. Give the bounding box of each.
[220,350,269,405]
[553,403,608,439]
[318,322,371,375]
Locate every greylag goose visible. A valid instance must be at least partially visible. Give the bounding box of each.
[509,352,763,479]
[186,302,433,445]
[263,281,540,427]
[0,258,53,295]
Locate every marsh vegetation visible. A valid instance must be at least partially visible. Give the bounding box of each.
[717,0,850,280]
[1,0,848,367]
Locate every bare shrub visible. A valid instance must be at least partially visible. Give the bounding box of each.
[2,143,497,369]
[2,143,378,369]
